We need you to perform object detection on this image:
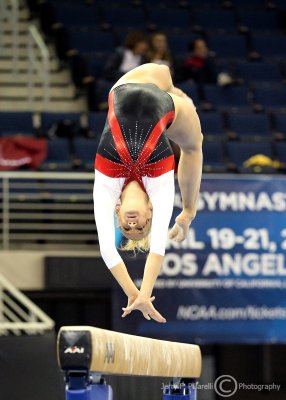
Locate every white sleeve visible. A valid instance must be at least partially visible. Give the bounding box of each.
[93,171,123,269]
[145,171,175,256]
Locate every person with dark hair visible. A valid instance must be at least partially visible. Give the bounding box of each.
[103,31,149,82]
[183,38,217,84]
[147,32,173,70]
[183,38,233,88]
[93,63,203,322]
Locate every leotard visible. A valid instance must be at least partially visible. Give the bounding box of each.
[94,83,176,268]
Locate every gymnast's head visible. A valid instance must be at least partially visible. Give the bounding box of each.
[115,182,153,251]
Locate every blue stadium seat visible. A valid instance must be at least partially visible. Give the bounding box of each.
[86,55,105,78]
[54,4,98,28]
[227,113,272,141]
[273,0,286,9]
[0,112,34,136]
[282,61,286,79]
[48,0,87,4]
[209,35,248,59]
[226,142,273,171]
[88,112,107,136]
[176,80,200,107]
[74,138,100,170]
[274,114,286,140]
[168,33,197,55]
[101,0,142,5]
[203,141,226,172]
[200,112,224,139]
[41,113,81,133]
[254,87,286,110]
[184,0,222,5]
[113,27,148,46]
[216,59,232,75]
[42,139,71,170]
[144,0,185,6]
[235,62,281,84]
[103,7,146,28]
[275,142,286,163]
[252,35,286,58]
[70,31,115,54]
[204,85,249,110]
[238,10,278,31]
[193,10,237,32]
[231,0,268,7]
[95,80,113,104]
[148,8,190,29]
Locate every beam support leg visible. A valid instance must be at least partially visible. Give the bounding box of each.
[65,371,113,400]
[163,379,197,400]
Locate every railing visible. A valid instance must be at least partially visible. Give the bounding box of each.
[0,171,98,251]
[28,24,50,110]
[0,0,21,76]
[10,0,19,77]
[0,272,54,336]
[0,1,9,53]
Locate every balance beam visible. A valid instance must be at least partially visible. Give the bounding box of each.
[58,326,201,378]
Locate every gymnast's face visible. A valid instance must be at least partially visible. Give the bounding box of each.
[116,196,153,241]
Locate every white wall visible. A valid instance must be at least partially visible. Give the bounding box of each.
[0,251,100,290]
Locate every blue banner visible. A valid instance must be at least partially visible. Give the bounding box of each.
[112,175,286,344]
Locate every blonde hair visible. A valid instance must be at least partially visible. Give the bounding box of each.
[120,235,150,253]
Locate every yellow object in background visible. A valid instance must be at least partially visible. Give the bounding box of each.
[243,154,281,169]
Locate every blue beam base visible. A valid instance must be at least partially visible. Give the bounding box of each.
[66,384,113,400]
[163,380,197,400]
[66,387,92,400]
[66,383,113,400]
[65,372,113,400]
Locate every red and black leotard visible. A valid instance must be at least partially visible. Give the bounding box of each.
[93,83,176,268]
[94,83,175,188]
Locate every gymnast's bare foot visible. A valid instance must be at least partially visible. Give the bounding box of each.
[122,295,166,323]
[169,210,194,242]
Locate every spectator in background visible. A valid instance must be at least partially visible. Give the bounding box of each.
[182,37,233,109]
[183,38,217,84]
[147,32,173,71]
[183,38,233,87]
[104,31,149,82]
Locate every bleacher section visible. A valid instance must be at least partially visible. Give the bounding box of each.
[0,1,87,112]
[0,0,285,174]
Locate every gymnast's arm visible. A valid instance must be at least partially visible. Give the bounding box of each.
[139,62,203,236]
[169,102,203,241]
[93,174,139,299]
[122,173,174,322]
[140,173,175,299]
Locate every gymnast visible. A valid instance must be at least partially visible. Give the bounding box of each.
[93,63,203,323]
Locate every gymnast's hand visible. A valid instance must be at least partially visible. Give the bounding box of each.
[121,295,166,323]
[121,295,137,317]
[168,210,194,242]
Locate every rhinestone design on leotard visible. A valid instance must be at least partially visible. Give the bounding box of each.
[95,83,175,189]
